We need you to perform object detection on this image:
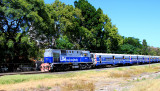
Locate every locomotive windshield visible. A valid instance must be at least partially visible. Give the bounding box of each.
[61,50,66,55]
[53,53,60,62]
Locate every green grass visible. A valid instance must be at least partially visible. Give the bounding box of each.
[1,63,160,85]
[0,70,95,85]
[0,74,57,85]
[115,67,128,71]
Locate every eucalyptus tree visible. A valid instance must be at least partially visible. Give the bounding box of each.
[141,39,148,55]
[74,0,104,51]
[120,37,142,54]
[0,0,48,65]
[46,0,84,49]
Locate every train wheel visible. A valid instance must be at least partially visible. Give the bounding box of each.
[79,64,82,70]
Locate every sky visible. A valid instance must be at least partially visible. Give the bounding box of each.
[44,0,160,47]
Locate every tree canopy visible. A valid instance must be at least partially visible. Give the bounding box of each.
[0,0,159,69]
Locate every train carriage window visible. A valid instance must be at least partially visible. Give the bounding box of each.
[106,58,109,61]
[81,52,83,56]
[106,57,112,61]
[125,57,129,60]
[91,54,93,58]
[61,50,66,55]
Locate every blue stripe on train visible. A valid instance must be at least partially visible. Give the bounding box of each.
[44,57,53,63]
[60,57,92,63]
[44,57,92,63]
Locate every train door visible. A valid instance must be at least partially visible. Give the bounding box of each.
[53,53,60,62]
[123,56,125,64]
[137,56,138,64]
[90,53,97,64]
[130,56,132,63]
[113,56,115,64]
[99,55,102,63]
[91,54,94,62]
[52,50,61,63]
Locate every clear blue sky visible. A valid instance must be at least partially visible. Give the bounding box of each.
[44,0,160,47]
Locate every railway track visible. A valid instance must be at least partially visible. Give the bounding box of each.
[0,63,159,76]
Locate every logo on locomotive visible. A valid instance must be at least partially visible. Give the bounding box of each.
[61,57,66,61]
[60,57,79,61]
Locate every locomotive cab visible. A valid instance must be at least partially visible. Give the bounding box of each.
[81,51,90,57]
[44,49,53,63]
[44,49,61,63]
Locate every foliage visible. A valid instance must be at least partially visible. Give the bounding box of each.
[142,39,148,55]
[0,0,159,70]
[74,0,122,52]
[148,46,160,56]
[120,37,142,54]
[0,0,46,71]
[56,35,74,49]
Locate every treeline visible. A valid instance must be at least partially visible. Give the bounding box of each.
[0,0,160,64]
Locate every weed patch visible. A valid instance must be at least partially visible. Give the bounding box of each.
[109,71,131,78]
[154,74,160,79]
[62,80,95,91]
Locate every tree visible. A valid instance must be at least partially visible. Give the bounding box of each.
[120,44,136,54]
[141,39,148,55]
[74,0,124,52]
[39,0,84,49]
[0,0,48,70]
[119,37,142,54]
[56,35,74,49]
[74,0,99,50]
[148,46,157,56]
[74,0,97,30]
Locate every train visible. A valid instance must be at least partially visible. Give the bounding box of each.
[40,49,160,71]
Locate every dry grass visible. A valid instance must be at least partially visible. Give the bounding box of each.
[109,65,160,78]
[109,71,132,78]
[130,78,160,91]
[61,80,95,91]
[1,64,160,91]
[0,75,96,91]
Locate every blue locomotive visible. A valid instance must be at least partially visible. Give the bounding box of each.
[43,49,92,71]
[41,49,160,71]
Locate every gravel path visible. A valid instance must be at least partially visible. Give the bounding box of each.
[95,71,160,91]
